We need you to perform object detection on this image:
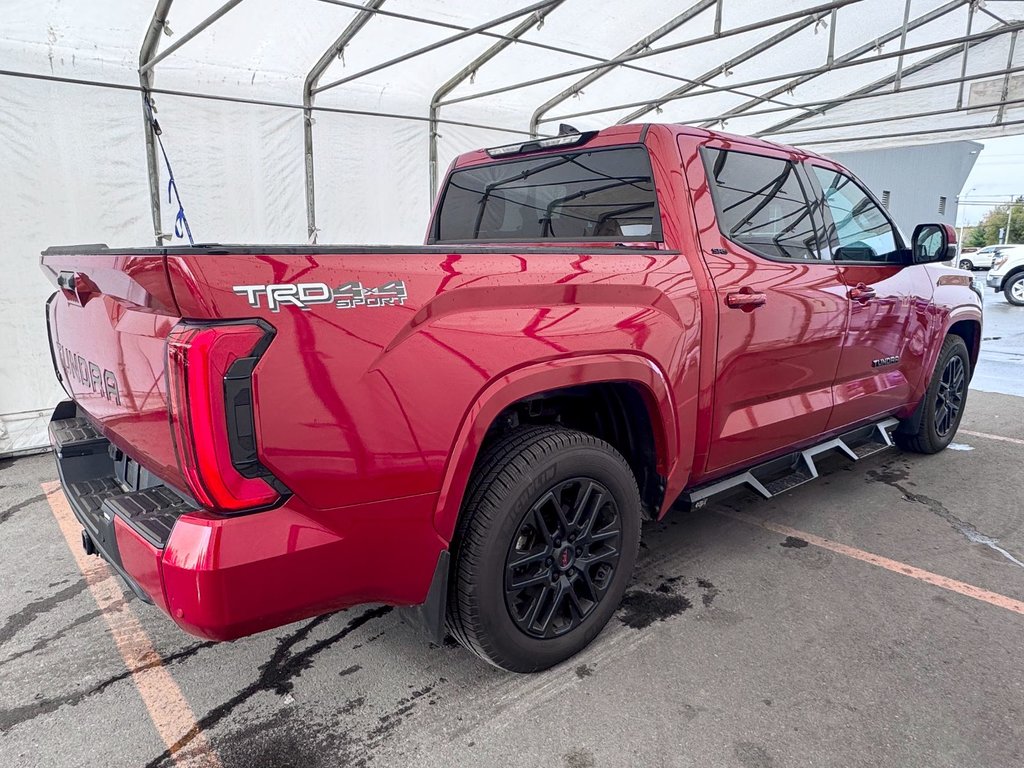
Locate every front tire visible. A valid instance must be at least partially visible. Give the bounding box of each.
[1004,272,1024,306]
[896,335,970,454]
[446,427,641,672]
[959,259,974,271]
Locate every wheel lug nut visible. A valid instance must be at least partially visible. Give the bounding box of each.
[575,547,582,556]
[545,557,553,566]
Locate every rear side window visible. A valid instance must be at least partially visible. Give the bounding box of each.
[702,147,820,261]
[433,146,661,242]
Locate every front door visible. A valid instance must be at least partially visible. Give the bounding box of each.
[806,163,934,431]
[694,142,848,476]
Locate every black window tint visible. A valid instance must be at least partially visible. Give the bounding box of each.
[702,148,820,261]
[434,147,660,242]
[811,166,901,263]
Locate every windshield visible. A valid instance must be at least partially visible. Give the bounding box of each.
[432,146,661,243]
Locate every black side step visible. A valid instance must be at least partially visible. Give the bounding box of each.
[683,417,899,510]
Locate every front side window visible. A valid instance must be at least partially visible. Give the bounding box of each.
[433,146,660,242]
[811,166,902,263]
[702,147,820,261]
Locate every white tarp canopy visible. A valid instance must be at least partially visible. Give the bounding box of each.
[3,0,1024,453]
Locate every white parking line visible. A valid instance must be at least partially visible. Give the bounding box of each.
[959,429,1024,447]
[42,481,221,768]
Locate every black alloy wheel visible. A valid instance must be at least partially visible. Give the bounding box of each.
[504,477,622,639]
[446,426,641,672]
[934,354,966,438]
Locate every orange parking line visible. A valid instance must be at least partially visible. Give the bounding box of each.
[718,507,1024,616]
[958,429,1024,447]
[42,481,221,767]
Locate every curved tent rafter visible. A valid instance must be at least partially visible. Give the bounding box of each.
[116,0,1024,245]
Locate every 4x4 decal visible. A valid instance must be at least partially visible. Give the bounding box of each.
[233,281,407,312]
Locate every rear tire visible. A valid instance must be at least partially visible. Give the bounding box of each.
[1004,272,1024,306]
[959,259,974,271]
[446,427,641,672]
[896,335,970,454]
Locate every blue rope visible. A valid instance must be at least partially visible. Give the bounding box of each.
[144,93,194,246]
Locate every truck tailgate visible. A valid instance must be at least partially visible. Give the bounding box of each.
[42,249,185,489]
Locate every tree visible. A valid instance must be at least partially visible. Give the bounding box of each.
[964,197,1024,246]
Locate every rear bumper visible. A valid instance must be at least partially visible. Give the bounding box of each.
[49,401,447,641]
[49,400,169,606]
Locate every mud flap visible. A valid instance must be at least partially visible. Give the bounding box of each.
[400,550,449,645]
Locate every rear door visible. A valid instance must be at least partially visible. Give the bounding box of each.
[805,163,934,430]
[693,141,848,475]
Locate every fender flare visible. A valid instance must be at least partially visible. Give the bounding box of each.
[432,353,678,543]
[939,305,983,372]
[903,303,982,428]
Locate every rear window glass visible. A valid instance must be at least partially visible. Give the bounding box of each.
[433,146,661,242]
[701,147,820,261]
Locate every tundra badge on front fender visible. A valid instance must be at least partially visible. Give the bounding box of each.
[233,280,407,312]
[872,355,900,368]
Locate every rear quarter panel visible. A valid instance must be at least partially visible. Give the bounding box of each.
[166,246,702,535]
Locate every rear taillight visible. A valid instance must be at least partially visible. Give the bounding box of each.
[166,321,285,513]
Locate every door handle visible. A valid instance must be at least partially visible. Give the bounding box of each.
[848,283,876,303]
[725,288,767,311]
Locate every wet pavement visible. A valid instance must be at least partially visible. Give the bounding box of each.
[973,271,1024,397]
[2,303,1023,767]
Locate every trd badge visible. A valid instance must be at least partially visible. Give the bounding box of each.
[233,280,408,312]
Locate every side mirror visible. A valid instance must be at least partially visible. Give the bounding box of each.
[911,222,957,265]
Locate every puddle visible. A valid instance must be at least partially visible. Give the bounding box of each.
[617,590,691,629]
[869,463,1024,570]
[780,536,809,549]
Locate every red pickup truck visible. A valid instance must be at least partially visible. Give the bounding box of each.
[43,124,981,672]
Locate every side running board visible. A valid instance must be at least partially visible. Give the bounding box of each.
[682,418,899,510]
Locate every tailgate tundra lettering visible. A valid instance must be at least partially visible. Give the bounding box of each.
[234,280,408,312]
[55,343,121,404]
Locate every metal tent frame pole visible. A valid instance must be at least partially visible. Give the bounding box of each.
[139,0,174,246]
[437,0,860,109]
[529,0,717,138]
[756,95,1024,139]
[646,64,1024,128]
[543,20,1024,124]
[303,0,385,243]
[140,0,246,75]
[314,0,560,95]
[755,17,1015,137]
[696,0,966,130]
[615,10,833,124]
[428,1,565,201]
[790,115,1024,147]
[314,0,763,94]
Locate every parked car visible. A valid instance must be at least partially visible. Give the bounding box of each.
[42,124,982,672]
[986,244,1024,305]
[959,244,1004,270]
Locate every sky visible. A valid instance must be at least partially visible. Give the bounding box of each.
[957,134,1024,227]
